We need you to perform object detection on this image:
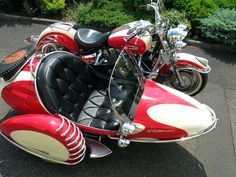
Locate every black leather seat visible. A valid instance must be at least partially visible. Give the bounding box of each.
[75,28,110,50]
[36,52,123,131]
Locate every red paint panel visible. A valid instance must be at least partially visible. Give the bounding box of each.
[130,80,196,140]
[75,123,117,136]
[22,56,41,72]
[0,114,60,137]
[108,36,147,54]
[2,81,47,114]
[176,60,205,70]
[0,114,85,164]
[37,32,78,54]
[159,64,170,74]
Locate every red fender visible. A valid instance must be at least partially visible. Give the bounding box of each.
[0,114,86,165]
[37,32,78,54]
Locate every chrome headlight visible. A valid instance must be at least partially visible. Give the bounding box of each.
[167,28,188,43]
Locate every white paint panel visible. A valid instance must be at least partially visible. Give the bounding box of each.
[12,71,34,82]
[156,83,211,113]
[1,71,33,98]
[176,53,204,67]
[11,130,69,161]
[38,23,76,42]
[147,104,213,136]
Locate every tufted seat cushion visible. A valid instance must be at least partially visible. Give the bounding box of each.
[78,90,119,130]
[36,52,120,131]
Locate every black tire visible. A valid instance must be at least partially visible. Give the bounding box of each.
[163,70,208,96]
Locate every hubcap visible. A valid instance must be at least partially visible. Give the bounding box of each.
[166,70,202,95]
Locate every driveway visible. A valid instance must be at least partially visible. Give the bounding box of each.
[0,18,236,177]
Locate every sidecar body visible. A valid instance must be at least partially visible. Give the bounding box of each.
[0,50,217,165]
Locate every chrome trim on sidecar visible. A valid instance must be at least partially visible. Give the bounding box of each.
[108,104,217,144]
[34,53,53,114]
[34,51,75,114]
[202,104,218,134]
[177,64,211,74]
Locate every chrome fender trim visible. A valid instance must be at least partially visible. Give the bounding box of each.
[176,53,211,73]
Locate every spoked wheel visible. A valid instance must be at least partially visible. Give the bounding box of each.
[44,44,69,53]
[164,70,208,96]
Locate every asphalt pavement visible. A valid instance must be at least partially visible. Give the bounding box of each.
[0,18,236,177]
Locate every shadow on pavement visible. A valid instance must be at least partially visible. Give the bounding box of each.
[0,111,208,177]
[201,48,236,65]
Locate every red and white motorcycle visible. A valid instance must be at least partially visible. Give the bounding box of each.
[0,42,216,165]
[26,0,211,96]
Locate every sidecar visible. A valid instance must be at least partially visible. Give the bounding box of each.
[0,49,217,165]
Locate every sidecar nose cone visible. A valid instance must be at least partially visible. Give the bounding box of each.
[201,104,217,134]
[147,103,217,137]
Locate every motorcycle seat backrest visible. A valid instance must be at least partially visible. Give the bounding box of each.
[36,52,133,131]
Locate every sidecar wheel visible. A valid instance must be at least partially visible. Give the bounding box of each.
[164,70,208,96]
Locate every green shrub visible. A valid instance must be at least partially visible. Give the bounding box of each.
[173,0,236,26]
[120,0,149,11]
[36,0,65,14]
[71,0,135,28]
[173,0,192,10]
[186,0,219,25]
[173,0,236,11]
[200,8,236,46]
[215,0,236,9]
[166,9,191,29]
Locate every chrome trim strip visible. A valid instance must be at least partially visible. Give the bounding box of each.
[67,128,81,147]
[75,122,118,134]
[109,129,214,143]
[61,118,71,137]
[34,51,77,114]
[66,122,76,141]
[177,65,211,74]
[69,140,86,156]
[108,117,217,144]
[68,132,84,151]
[56,116,65,132]
[34,54,53,114]
[68,147,86,160]
[9,58,32,81]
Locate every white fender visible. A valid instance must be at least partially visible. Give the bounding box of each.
[37,22,76,42]
[176,53,211,73]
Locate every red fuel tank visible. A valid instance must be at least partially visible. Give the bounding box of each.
[108,21,152,54]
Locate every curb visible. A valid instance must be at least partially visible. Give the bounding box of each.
[0,13,61,24]
[0,13,235,53]
[187,39,235,53]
